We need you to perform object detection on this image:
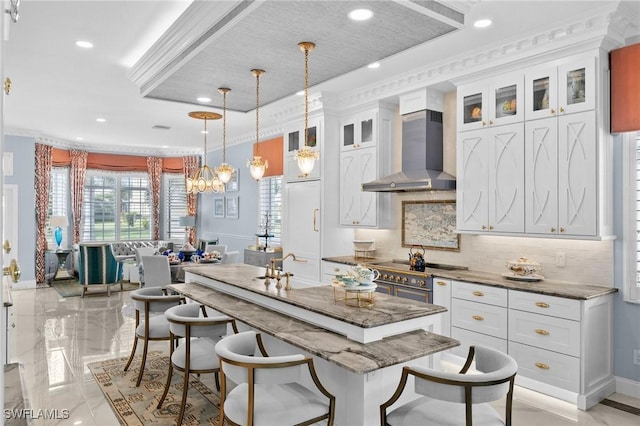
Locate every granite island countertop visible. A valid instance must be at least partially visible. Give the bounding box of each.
[182,263,447,328]
[322,256,617,300]
[168,281,458,374]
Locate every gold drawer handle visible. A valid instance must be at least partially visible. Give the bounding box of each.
[436,281,447,286]
[535,362,550,370]
[472,291,484,297]
[535,329,550,336]
[472,315,484,321]
[535,302,549,308]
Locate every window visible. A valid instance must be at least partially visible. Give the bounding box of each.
[164,174,188,242]
[81,171,151,241]
[47,167,69,247]
[258,176,282,245]
[623,131,640,303]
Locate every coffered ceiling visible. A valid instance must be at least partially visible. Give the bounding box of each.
[3,1,639,153]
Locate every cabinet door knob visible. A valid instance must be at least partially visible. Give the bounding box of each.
[550,227,556,233]
[535,362,550,370]
[489,120,494,125]
[489,225,494,230]
[535,329,550,336]
[481,225,486,230]
[535,302,550,308]
[472,315,484,321]
[559,107,565,113]
[472,291,484,297]
[550,108,555,114]
[559,227,565,233]
[482,121,486,127]
[436,281,447,286]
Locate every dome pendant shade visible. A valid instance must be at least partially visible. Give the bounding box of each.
[248,68,268,181]
[248,155,268,180]
[216,87,235,185]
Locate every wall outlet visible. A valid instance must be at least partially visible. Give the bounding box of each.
[634,349,640,366]
[555,252,566,267]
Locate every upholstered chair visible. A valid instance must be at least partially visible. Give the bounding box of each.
[134,246,157,285]
[157,303,238,425]
[204,244,227,254]
[380,345,518,426]
[215,330,336,426]
[139,255,171,289]
[77,242,123,297]
[123,287,183,387]
[221,250,239,264]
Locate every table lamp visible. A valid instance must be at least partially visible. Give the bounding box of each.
[178,216,196,245]
[50,216,69,249]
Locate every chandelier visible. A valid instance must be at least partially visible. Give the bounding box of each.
[186,111,225,194]
[215,87,235,184]
[295,41,319,177]
[247,69,268,180]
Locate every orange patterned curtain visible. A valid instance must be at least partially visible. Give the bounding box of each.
[70,150,88,244]
[147,157,163,240]
[34,144,53,283]
[183,156,199,244]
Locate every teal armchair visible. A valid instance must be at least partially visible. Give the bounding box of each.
[78,243,123,297]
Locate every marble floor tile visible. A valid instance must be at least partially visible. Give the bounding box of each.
[7,287,640,425]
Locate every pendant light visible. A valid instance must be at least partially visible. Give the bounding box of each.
[215,87,235,184]
[186,111,225,194]
[295,41,319,177]
[247,68,268,180]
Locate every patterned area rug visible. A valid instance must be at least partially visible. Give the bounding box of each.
[88,352,221,425]
[52,278,139,298]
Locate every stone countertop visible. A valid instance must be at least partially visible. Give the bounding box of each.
[182,264,447,328]
[322,255,388,266]
[168,281,459,374]
[322,256,617,300]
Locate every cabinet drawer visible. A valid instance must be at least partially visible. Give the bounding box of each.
[452,281,507,307]
[451,327,508,358]
[395,286,431,304]
[451,298,508,339]
[509,310,580,357]
[509,341,579,392]
[509,291,581,321]
[375,282,393,296]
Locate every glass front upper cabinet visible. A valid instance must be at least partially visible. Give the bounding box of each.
[341,113,376,150]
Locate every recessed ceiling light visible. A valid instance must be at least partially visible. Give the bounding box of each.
[75,137,84,141]
[201,130,208,134]
[75,40,94,49]
[197,97,211,103]
[473,19,492,28]
[368,62,380,69]
[96,118,106,123]
[349,9,374,21]
[296,90,304,96]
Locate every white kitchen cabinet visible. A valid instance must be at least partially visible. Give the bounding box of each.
[283,180,321,281]
[338,103,393,228]
[525,110,597,236]
[432,277,451,337]
[446,279,614,409]
[525,54,596,121]
[457,123,525,233]
[284,115,322,182]
[457,72,524,132]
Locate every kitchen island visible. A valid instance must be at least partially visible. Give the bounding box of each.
[169,263,459,425]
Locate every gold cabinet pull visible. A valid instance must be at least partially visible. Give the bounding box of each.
[472,291,484,297]
[481,225,486,230]
[436,281,447,286]
[535,329,550,336]
[313,209,319,232]
[472,315,484,321]
[535,362,550,370]
[550,108,555,114]
[489,225,494,230]
[550,227,556,233]
[559,107,565,113]
[489,120,494,125]
[559,227,565,233]
[482,121,486,127]
[535,302,550,308]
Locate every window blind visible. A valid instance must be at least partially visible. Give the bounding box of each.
[258,176,282,245]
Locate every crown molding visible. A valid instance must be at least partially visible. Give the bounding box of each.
[332,1,625,110]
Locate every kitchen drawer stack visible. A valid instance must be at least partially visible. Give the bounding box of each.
[446,279,614,410]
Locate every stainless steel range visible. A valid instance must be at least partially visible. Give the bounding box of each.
[367,260,468,303]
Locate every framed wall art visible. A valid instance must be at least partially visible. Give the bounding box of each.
[226,169,239,192]
[401,200,459,251]
[213,197,225,218]
[225,196,239,219]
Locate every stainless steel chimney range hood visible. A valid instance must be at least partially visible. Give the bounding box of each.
[362,109,456,192]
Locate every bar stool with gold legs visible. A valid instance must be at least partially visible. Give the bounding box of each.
[123,287,182,386]
[215,330,336,426]
[157,303,237,425]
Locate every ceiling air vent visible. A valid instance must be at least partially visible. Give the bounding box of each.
[152,125,171,130]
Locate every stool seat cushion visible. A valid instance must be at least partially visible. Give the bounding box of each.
[387,396,505,426]
[224,382,330,426]
[171,337,218,371]
[136,315,170,339]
